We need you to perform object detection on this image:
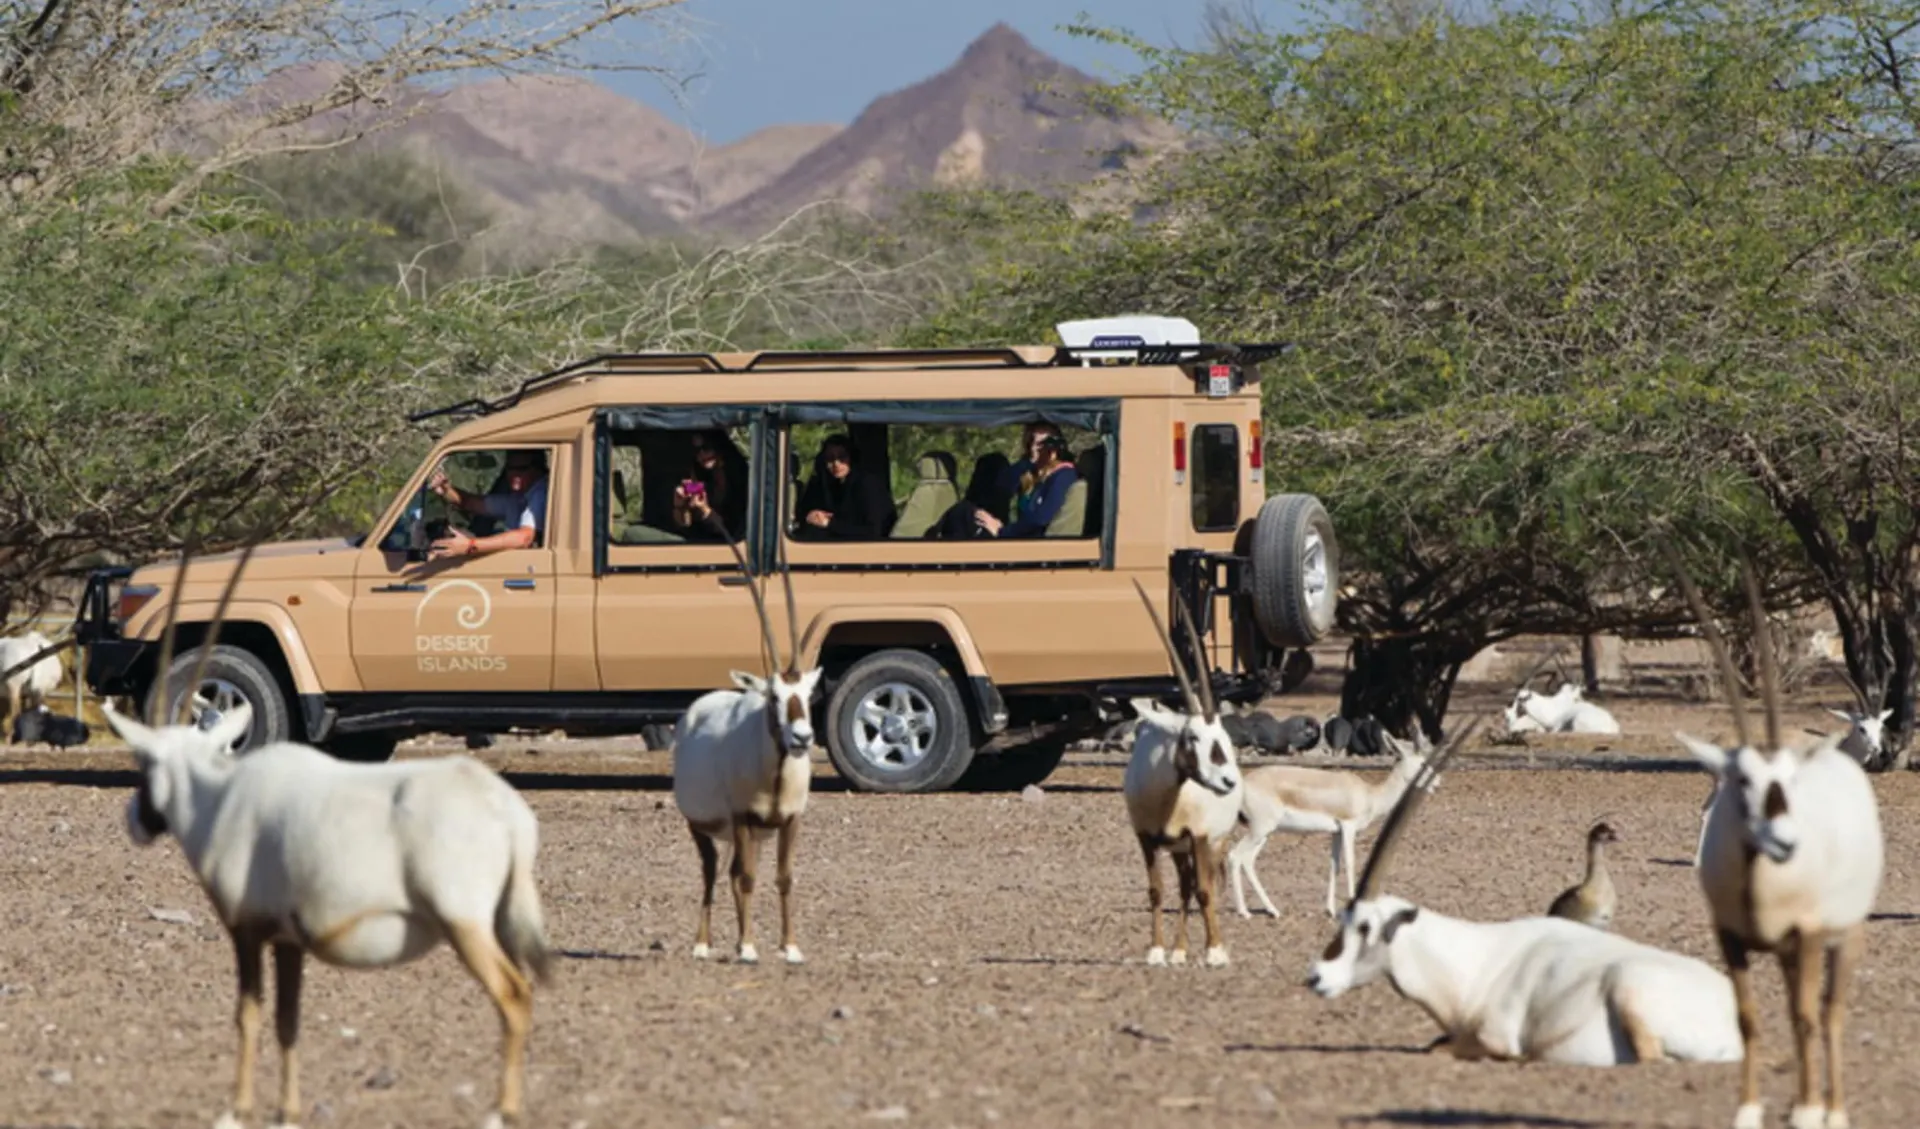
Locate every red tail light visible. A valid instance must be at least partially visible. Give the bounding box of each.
[1249,420,1264,470]
[1173,421,1187,485]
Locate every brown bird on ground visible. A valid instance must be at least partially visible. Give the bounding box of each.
[1547,820,1620,929]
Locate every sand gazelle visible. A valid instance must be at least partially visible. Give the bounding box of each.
[1660,543,1884,1129]
[110,539,553,1129]
[671,518,823,965]
[1122,578,1243,969]
[1226,728,1430,920]
[1303,712,1745,1065]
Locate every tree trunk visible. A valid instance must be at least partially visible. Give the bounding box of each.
[1342,635,1469,748]
[1581,634,1600,694]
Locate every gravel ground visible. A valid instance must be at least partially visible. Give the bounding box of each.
[2,695,1918,1129]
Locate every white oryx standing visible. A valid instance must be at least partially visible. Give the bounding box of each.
[112,541,552,1129]
[1122,579,1243,968]
[671,525,823,965]
[1303,713,1744,1066]
[1662,547,1884,1129]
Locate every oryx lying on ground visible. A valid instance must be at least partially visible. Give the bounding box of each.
[671,522,822,965]
[1303,714,1743,1066]
[1505,683,1621,735]
[1663,545,1884,1129]
[1123,579,1243,968]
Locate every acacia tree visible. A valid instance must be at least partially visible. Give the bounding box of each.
[0,0,695,214]
[897,0,1920,745]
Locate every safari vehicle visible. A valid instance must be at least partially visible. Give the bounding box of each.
[71,316,1339,793]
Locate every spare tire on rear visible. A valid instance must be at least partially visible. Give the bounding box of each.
[1249,493,1338,648]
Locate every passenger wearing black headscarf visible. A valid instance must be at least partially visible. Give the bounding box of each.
[795,433,896,540]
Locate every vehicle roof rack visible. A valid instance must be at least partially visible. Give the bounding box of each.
[407,340,1292,424]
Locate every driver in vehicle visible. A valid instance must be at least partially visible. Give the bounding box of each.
[427,449,549,560]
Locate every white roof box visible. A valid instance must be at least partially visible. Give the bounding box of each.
[1056,315,1200,349]
[1055,315,1200,363]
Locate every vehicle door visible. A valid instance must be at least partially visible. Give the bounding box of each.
[352,445,560,693]
[592,410,775,692]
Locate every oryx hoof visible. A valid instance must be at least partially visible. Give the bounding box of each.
[1168,948,1188,966]
[1731,1102,1763,1129]
[213,1113,246,1129]
[479,1112,513,1129]
[691,942,711,960]
[1145,946,1167,967]
[737,943,759,964]
[1204,945,1229,968]
[1789,1105,1828,1129]
[1235,907,1253,920]
[782,945,805,965]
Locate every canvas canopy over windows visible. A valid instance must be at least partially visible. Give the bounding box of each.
[777,398,1119,566]
[378,446,552,556]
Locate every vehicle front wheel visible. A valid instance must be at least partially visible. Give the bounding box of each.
[824,649,976,793]
[144,644,293,754]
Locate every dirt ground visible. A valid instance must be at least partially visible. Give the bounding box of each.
[3,689,1918,1129]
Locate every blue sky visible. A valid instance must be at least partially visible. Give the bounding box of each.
[604,1,1236,144]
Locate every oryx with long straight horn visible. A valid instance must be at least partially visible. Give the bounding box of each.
[1122,577,1243,968]
[104,521,555,1129]
[1663,538,1884,1129]
[1303,651,1745,1066]
[671,512,823,964]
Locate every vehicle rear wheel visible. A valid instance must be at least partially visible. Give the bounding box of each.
[824,649,975,793]
[1250,493,1339,648]
[144,645,292,754]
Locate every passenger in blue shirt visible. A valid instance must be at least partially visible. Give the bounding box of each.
[934,424,1079,539]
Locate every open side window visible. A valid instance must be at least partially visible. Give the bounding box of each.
[776,398,1119,570]
[378,446,555,560]
[592,406,763,574]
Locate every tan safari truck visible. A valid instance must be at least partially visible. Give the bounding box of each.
[72,316,1339,793]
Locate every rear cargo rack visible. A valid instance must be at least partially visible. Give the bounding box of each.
[409,341,1292,423]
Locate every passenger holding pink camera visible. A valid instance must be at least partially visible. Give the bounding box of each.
[671,429,749,541]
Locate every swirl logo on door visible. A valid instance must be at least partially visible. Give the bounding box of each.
[413,579,508,674]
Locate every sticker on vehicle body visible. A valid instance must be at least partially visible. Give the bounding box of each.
[413,579,507,674]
